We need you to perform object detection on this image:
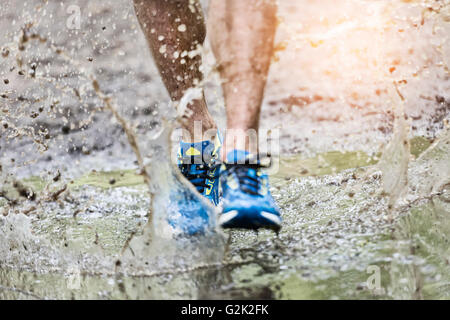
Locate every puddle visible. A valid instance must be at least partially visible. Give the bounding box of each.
[1,131,449,299]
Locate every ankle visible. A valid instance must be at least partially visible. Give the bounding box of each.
[222,128,258,162]
[181,121,218,143]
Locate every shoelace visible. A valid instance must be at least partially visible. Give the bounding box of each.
[224,163,264,196]
[179,163,208,193]
[179,162,221,193]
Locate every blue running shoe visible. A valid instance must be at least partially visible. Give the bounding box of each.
[167,133,222,235]
[219,150,282,231]
[177,133,222,205]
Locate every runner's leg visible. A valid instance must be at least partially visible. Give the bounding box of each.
[133,0,216,142]
[208,0,277,158]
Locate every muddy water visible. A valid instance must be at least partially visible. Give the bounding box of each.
[1,0,450,299]
[0,133,449,299]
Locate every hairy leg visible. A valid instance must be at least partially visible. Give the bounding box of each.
[208,0,277,159]
[133,0,216,141]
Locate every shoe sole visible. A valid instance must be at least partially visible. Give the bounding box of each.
[219,210,282,232]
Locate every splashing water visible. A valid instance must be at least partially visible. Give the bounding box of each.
[0,0,449,299]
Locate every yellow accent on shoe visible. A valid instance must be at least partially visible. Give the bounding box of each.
[186,147,201,156]
[205,180,214,195]
[212,134,222,157]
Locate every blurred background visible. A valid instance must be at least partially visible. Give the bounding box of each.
[1,0,448,178]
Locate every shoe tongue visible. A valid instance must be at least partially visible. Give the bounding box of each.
[180,140,214,163]
[226,149,251,164]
